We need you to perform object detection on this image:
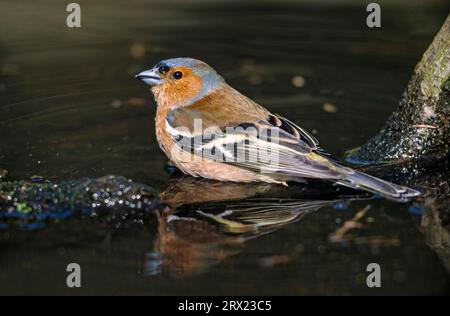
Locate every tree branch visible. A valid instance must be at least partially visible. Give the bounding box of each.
[347,14,450,164]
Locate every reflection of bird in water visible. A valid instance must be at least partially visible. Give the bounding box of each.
[143,178,368,277]
[159,177,272,208]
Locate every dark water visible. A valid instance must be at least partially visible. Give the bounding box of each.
[0,0,449,295]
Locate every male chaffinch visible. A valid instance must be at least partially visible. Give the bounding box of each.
[136,57,419,201]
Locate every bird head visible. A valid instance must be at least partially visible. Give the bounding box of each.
[136,57,225,109]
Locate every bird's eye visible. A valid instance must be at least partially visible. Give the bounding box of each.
[157,65,170,74]
[173,71,183,80]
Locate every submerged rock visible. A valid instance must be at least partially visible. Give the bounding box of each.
[0,175,160,229]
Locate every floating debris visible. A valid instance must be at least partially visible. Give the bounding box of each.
[329,205,401,247]
[291,75,306,88]
[111,99,122,109]
[329,205,370,243]
[260,254,292,268]
[127,97,146,107]
[248,75,263,85]
[322,102,338,113]
[240,60,267,86]
[130,42,146,59]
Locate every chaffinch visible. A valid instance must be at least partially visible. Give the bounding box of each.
[136,57,419,201]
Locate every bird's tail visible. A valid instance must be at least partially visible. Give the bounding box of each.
[336,170,420,202]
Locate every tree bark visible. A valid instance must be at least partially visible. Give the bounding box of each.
[347,14,450,165]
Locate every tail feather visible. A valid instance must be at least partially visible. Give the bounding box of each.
[336,171,420,202]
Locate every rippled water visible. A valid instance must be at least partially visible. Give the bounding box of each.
[0,0,449,295]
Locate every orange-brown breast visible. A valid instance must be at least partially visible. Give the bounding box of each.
[155,104,173,158]
[153,83,282,183]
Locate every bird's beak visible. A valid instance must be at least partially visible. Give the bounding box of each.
[135,68,163,86]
